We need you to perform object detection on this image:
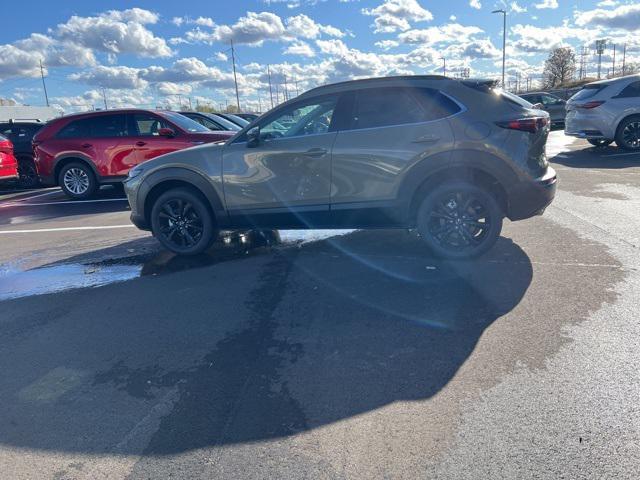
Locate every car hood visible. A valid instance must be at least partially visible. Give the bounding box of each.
[188,131,235,142]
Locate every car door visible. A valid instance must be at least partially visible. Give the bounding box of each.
[329,86,457,226]
[129,113,188,168]
[83,113,136,178]
[222,94,340,228]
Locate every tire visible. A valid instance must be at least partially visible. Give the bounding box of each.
[615,116,640,151]
[416,181,503,260]
[17,157,40,189]
[150,187,217,255]
[58,162,97,199]
[588,139,613,148]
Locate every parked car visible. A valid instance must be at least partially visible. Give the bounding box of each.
[178,111,241,132]
[519,92,566,128]
[565,74,640,149]
[0,120,44,188]
[124,75,556,260]
[235,113,260,122]
[216,113,250,127]
[33,109,235,199]
[0,135,19,183]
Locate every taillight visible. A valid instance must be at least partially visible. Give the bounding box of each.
[576,100,605,109]
[0,138,13,154]
[496,117,549,134]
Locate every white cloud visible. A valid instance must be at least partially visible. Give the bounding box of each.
[510,2,527,13]
[511,24,592,53]
[362,0,433,33]
[69,65,147,89]
[534,0,558,10]
[55,8,172,57]
[156,82,193,96]
[575,4,640,31]
[469,0,482,10]
[285,14,345,39]
[375,39,400,50]
[284,41,316,57]
[398,23,484,45]
[205,11,286,45]
[214,52,229,62]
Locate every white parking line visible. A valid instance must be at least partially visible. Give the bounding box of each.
[4,198,128,207]
[0,225,135,234]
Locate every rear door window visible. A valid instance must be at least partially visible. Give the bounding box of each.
[87,114,128,137]
[617,81,640,98]
[350,87,460,130]
[132,114,171,136]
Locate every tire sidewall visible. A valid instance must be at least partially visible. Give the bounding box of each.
[615,116,640,151]
[58,162,97,199]
[417,181,503,260]
[151,188,217,255]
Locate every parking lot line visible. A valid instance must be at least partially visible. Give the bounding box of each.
[0,225,136,234]
[5,198,128,207]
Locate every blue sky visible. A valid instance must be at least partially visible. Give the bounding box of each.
[0,0,638,112]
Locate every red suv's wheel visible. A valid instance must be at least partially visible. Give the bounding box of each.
[150,187,218,255]
[59,162,97,199]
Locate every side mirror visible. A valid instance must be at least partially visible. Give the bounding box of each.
[246,126,260,148]
[158,127,175,137]
[532,102,544,110]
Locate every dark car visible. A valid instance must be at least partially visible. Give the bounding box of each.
[0,120,44,188]
[33,109,235,199]
[124,76,556,260]
[519,92,566,128]
[235,113,260,122]
[216,113,250,128]
[0,134,19,183]
[178,111,241,132]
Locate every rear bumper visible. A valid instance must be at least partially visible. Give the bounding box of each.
[564,110,612,140]
[507,167,557,221]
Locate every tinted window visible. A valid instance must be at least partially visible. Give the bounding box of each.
[260,97,337,139]
[350,87,459,130]
[571,85,606,101]
[133,114,171,136]
[541,94,563,105]
[0,125,41,143]
[185,114,223,131]
[56,118,91,138]
[87,114,128,137]
[160,112,210,133]
[617,81,640,98]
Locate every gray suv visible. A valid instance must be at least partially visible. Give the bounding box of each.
[124,76,557,259]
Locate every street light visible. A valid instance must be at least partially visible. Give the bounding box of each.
[492,9,507,89]
[440,57,446,77]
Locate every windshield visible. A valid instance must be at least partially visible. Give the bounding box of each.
[161,111,211,133]
[206,113,241,131]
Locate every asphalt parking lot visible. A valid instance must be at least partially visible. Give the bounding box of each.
[1,131,639,479]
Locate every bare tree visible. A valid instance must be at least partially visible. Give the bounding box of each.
[543,47,577,88]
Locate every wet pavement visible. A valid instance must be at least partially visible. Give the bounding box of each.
[1,132,640,479]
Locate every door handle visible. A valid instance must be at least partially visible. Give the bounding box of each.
[305,148,328,157]
[136,141,147,147]
[412,135,441,144]
[81,143,92,148]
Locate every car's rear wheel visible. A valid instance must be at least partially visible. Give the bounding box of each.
[615,116,640,151]
[587,139,612,148]
[59,162,97,199]
[17,157,39,189]
[151,188,217,255]
[416,181,503,260]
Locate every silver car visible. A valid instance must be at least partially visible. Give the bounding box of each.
[124,76,556,259]
[565,74,640,149]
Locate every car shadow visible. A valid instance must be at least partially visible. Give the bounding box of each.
[551,145,640,169]
[0,230,533,457]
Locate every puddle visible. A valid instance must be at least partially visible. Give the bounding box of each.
[0,263,141,301]
[0,229,358,301]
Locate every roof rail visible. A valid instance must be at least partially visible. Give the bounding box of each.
[303,75,449,95]
[8,118,42,123]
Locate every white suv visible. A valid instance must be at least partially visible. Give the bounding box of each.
[565,74,640,149]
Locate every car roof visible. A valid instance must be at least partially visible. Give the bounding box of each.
[56,108,172,121]
[301,75,452,97]
[587,73,640,86]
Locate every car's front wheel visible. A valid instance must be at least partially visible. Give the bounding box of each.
[416,181,503,260]
[151,188,217,255]
[615,116,640,151]
[59,162,97,199]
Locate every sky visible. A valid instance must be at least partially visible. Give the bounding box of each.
[0,0,638,112]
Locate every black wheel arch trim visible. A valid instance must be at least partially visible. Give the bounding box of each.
[137,167,227,227]
[53,154,99,183]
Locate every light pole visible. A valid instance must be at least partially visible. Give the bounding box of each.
[440,57,446,76]
[492,9,507,88]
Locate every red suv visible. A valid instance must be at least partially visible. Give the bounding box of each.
[0,134,18,183]
[33,109,235,199]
